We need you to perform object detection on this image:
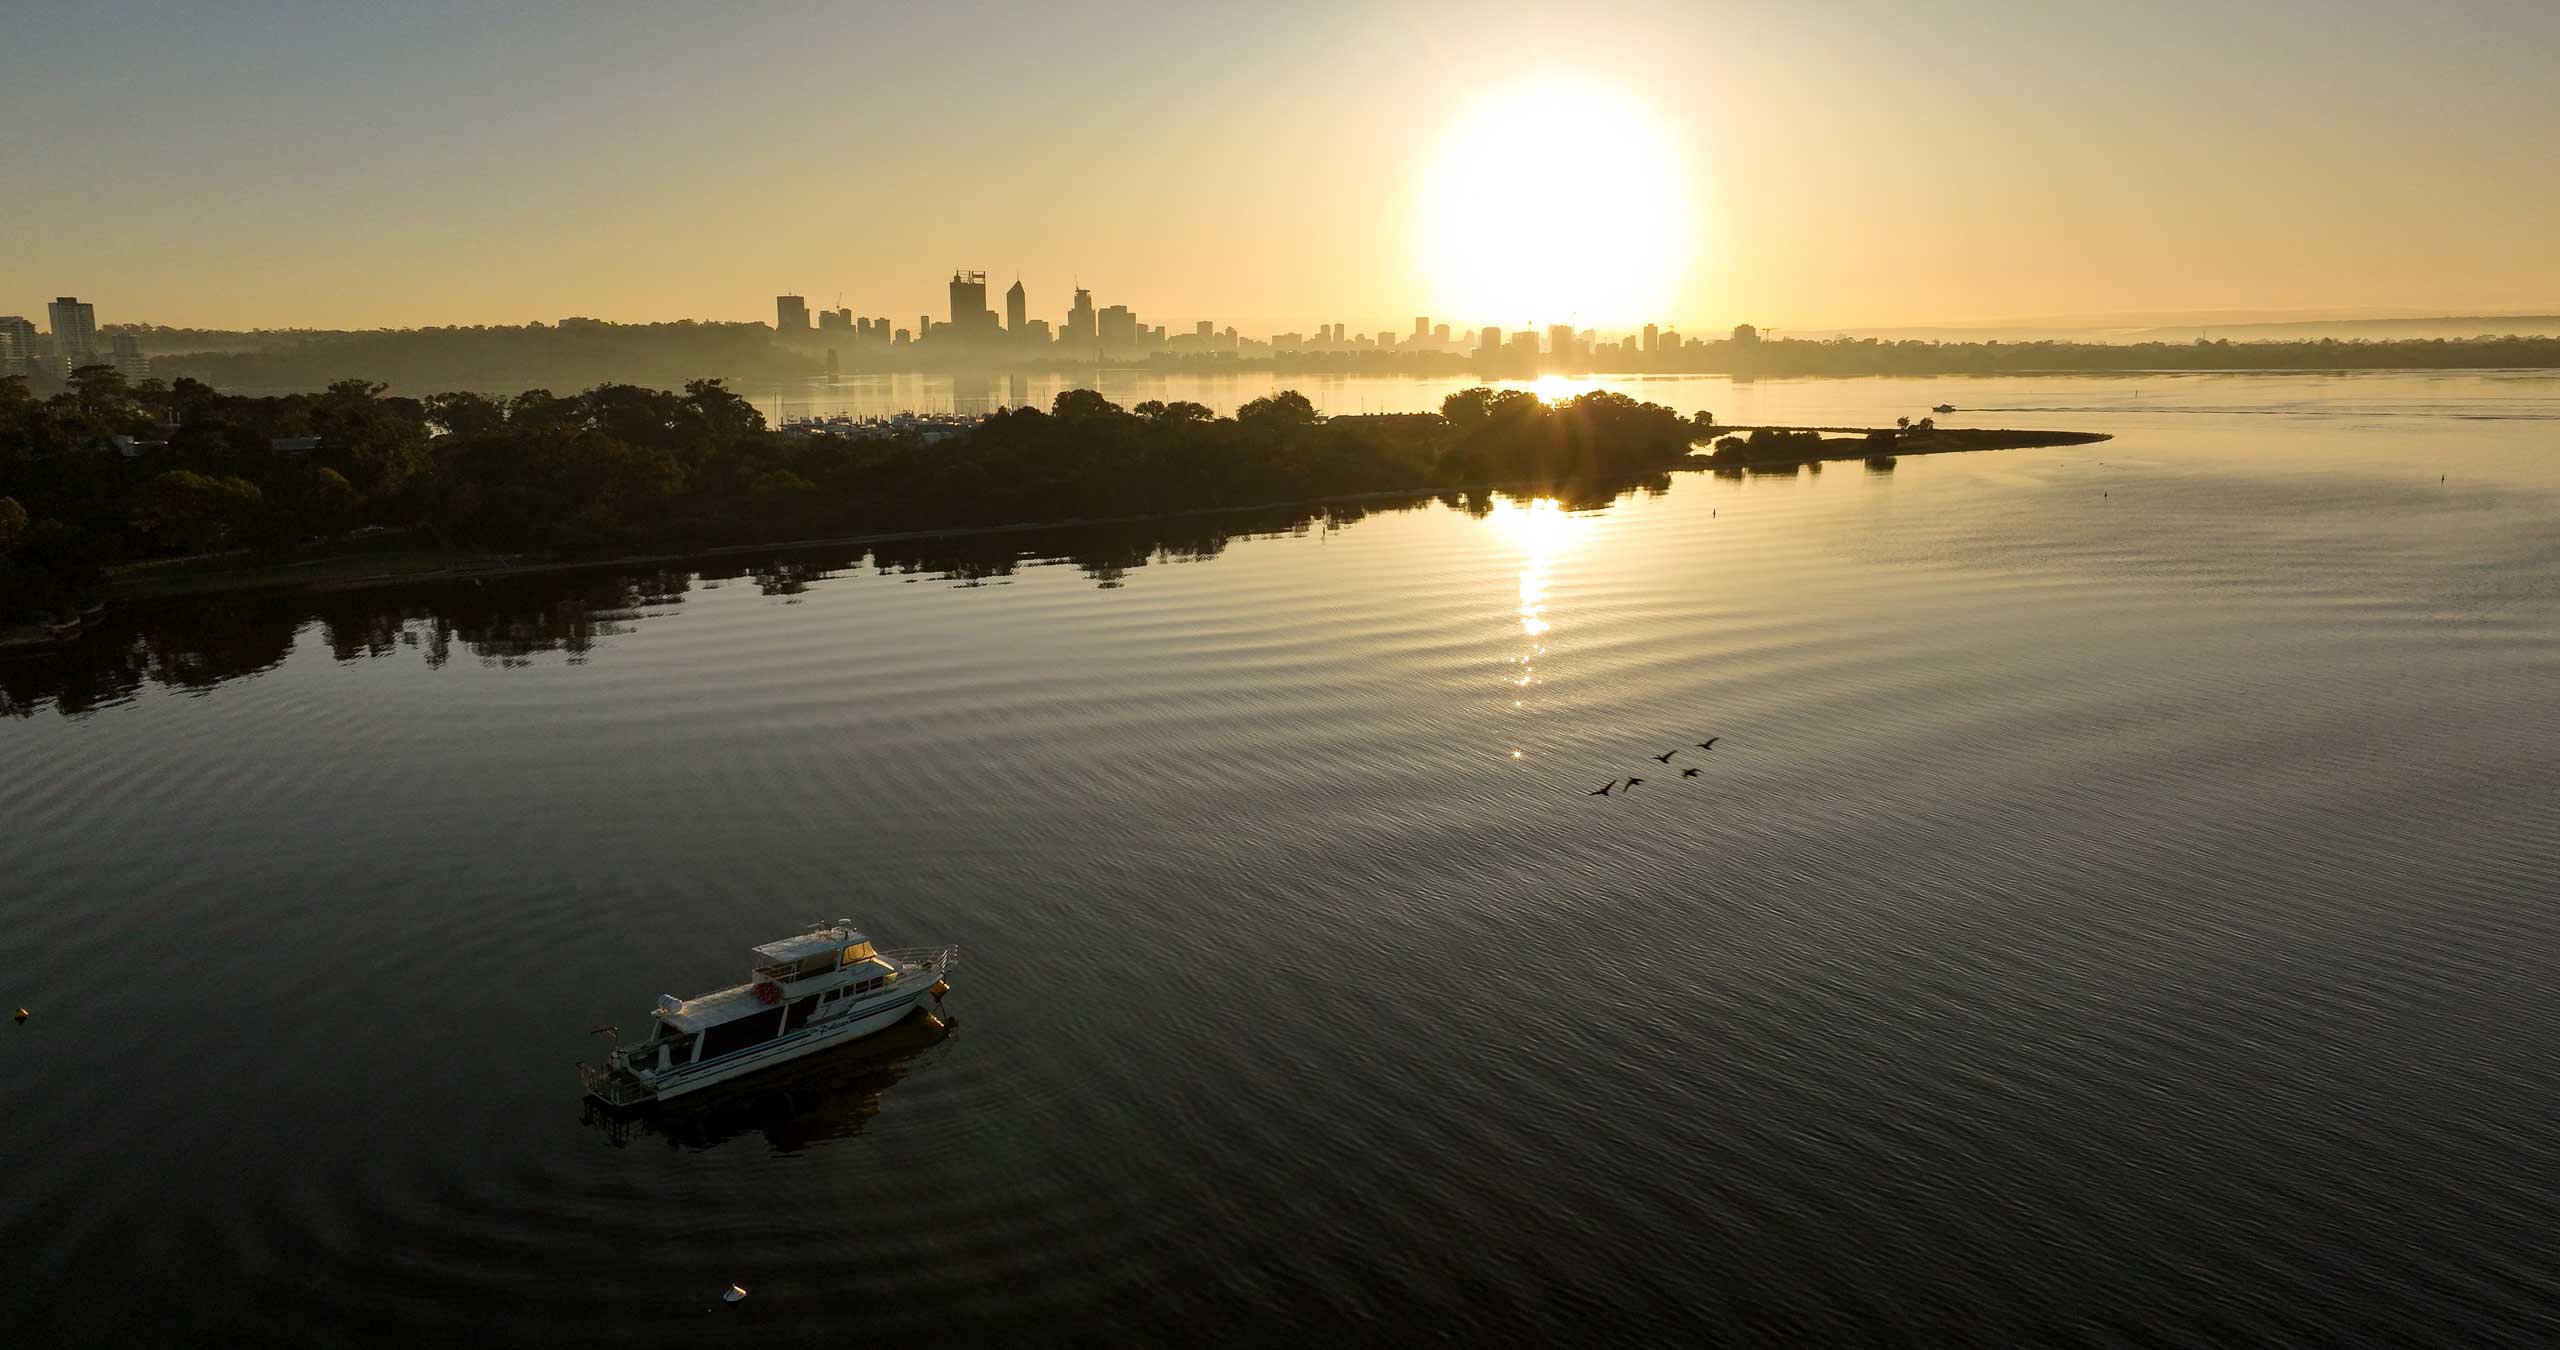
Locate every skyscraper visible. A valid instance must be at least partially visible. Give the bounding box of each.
[949,270,991,335]
[775,295,810,332]
[1642,323,1658,354]
[0,315,35,378]
[1005,278,1027,334]
[1064,287,1096,344]
[1548,324,1577,359]
[48,296,99,369]
[1098,304,1136,350]
[109,333,150,381]
[1413,316,1430,339]
[1478,325,1502,354]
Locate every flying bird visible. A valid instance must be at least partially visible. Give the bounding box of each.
[1695,738,1720,750]
[1652,750,1677,763]
[1624,777,1645,790]
[1681,767,1701,778]
[1588,781,1616,797]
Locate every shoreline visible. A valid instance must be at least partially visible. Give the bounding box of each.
[81,423,2110,616]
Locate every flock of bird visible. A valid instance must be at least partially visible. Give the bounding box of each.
[1588,738,1718,796]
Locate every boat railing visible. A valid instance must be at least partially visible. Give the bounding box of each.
[580,1060,657,1108]
[877,945,958,976]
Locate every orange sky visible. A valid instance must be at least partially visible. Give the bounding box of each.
[6,1,2555,335]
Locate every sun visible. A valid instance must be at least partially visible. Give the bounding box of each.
[1417,82,1698,332]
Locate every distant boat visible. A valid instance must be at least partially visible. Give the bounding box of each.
[1932,403,1955,414]
[582,922,956,1107]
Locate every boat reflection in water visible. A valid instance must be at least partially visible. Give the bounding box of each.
[580,1008,956,1152]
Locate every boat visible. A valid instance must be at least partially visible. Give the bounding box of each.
[581,922,956,1107]
[581,1011,954,1150]
[1932,403,1955,414]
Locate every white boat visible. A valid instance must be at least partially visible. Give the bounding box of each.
[581,923,956,1107]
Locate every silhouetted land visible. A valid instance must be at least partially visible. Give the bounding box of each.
[1706,424,2110,468]
[0,370,2105,631]
[66,322,2560,395]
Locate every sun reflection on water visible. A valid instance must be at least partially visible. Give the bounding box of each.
[1487,495,1589,751]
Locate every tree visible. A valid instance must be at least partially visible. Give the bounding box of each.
[1050,389,1125,424]
[1236,389,1318,430]
[1441,387,1494,427]
[0,497,24,551]
[128,470,268,553]
[69,364,132,414]
[1134,399,1213,425]
[683,379,763,440]
[426,391,506,439]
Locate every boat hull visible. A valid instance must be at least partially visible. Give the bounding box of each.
[603,990,939,1104]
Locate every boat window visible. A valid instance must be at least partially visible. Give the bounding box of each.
[821,989,838,1003]
[783,994,821,1033]
[668,1036,696,1066]
[654,1021,685,1042]
[699,1006,785,1060]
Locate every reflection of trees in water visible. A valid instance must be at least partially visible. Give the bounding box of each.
[3,478,1671,717]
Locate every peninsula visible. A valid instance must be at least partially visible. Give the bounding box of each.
[0,372,2105,629]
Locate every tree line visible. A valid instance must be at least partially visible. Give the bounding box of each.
[1,370,1708,625]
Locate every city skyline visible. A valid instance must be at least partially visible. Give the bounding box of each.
[6,3,2555,333]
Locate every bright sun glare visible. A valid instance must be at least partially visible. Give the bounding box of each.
[1419,83,1697,331]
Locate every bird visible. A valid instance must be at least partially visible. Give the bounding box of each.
[1681,767,1701,778]
[1695,738,1720,750]
[1588,781,1616,797]
[1652,749,1677,763]
[1624,777,1645,790]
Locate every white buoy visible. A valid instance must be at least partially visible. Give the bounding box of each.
[723,1284,748,1304]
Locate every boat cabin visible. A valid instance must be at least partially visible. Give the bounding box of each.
[632,925,907,1073]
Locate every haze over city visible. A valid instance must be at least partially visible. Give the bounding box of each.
[7,0,2557,334]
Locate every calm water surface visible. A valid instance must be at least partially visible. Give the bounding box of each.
[5,373,2558,1345]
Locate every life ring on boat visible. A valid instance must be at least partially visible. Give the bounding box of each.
[753,981,782,1006]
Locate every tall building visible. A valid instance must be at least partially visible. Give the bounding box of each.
[48,296,99,369]
[1064,287,1096,344]
[948,270,991,334]
[109,333,150,381]
[0,315,35,378]
[1478,325,1502,354]
[1642,323,1659,354]
[1433,323,1451,344]
[1548,324,1577,359]
[1097,304,1136,350]
[775,294,810,332]
[1005,278,1027,334]
[1413,316,1430,339]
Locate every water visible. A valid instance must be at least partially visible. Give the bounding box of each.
[5,372,2558,1345]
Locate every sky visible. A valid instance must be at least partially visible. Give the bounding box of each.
[4,0,2556,335]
